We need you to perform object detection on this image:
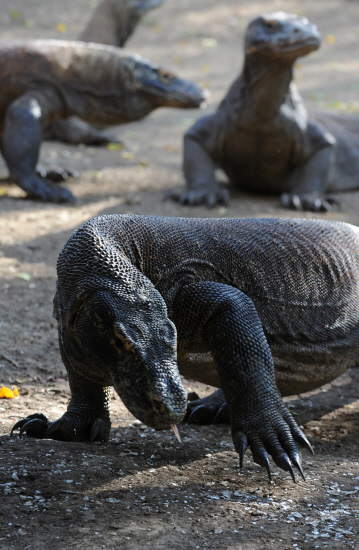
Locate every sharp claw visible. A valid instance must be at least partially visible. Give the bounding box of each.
[238,440,247,469]
[291,195,302,210]
[288,462,296,483]
[293,456,305,481]
[297,432,314,455]
[320,200,332,212]
[213,404,227,424]
[90,423,101,443]
[19,419,49,438]
[187,404,205,424]
[11,419,25,436]
[264,455,272,482]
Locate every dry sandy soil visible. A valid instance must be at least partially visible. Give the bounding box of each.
[1,1,359,548]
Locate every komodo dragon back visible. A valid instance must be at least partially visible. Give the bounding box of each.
[12,216,359,481]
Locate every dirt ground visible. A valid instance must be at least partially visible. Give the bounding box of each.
[1,0,359,548]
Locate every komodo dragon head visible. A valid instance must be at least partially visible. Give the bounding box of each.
[245,12,321,59]
[123,54,208,109]
[63,282,188,431]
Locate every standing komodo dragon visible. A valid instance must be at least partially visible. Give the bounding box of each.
[168,12,359,211]
[0,39,205,202]
[47,0,165,145]
[12,215,359,481]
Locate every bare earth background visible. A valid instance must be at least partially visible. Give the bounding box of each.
[1,1,359,549]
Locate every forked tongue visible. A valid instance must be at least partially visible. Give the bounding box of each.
[170,423,182,443]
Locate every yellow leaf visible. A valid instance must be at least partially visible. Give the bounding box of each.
[325,34,336,44]
[0,386,15,398]
[107,142,124,152]
[56,23,67,33]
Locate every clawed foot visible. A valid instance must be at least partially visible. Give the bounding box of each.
[184,389,229,424]
[37,166,79,182]
[11,412,110,443]
[165,188,229,208]
[18,174,76,203]
[184,389,313,482]
[281,192,339,212]
[232,402,313,482]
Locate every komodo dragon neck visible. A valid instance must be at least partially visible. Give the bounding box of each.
[240,54,294,121]
[80,0,139,47]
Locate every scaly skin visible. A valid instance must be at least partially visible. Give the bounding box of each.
[0,39,205,202]
[12,215,359,481]
[168,12,359,211]
[46,0,165,145]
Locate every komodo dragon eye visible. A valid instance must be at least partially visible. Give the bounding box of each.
[158,70,173,83]
[113,330,135,354]
[264,21,278,30]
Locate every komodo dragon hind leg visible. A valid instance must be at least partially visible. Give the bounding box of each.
[44,117,124,147]
[184,388,229,425]
[11,371,112,442]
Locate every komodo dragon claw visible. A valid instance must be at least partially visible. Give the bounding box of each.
[11,413,50,438]
[11,413,111,442]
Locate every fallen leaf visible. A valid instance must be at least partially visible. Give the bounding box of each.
[55,22,67,33]
[0,385,19,398]
[15,272,31,281]
[121,151,135,160]
[201,38,218,48]
[107,142,124,152]
[325,34,336,44]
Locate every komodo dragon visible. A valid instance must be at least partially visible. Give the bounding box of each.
[168,12,359,211]
[0,39,205,202]
[12,215,359,481]
[46,0,164,145]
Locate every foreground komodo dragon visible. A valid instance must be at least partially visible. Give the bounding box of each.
[47,0,164,145]
[0,39,205,202]
[12,215,359,481]
[169,12,359,211]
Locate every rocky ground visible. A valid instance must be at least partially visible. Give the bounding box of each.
[1,1,359,549]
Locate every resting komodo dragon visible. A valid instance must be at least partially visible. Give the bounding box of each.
[0,39,205,202]
[12,215,359,481]
[168,12,359,212]
[46,0,165,145]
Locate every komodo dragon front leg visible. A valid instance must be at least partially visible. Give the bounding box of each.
[281,129,338,212]
[2,89,76,202]
[11,370,112,443]
[166,114,230,207]
[173,282,312,481]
